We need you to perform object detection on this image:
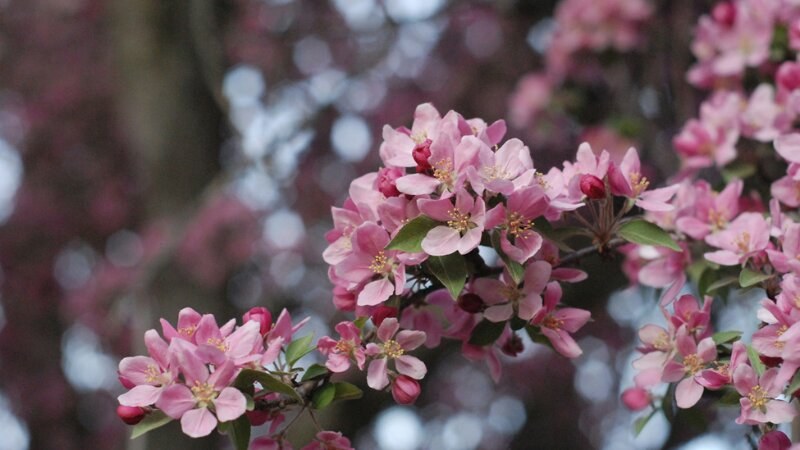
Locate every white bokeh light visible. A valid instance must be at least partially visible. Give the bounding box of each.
[0,138,22,223]
[264,209,305,250]
[331,114,372,162]
[374,407,423,450]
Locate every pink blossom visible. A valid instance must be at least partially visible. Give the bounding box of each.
[698,341,747,390]
[733,365,797,425]
[608,147,679,211]
[484,186,549,263]
[621,387,650,411]
[379,103,444,168]
[117,330,176,407]
[473,261,551,322]
[704,212,770,265]
[771,163,800,208]
[243,307,273,337]
[365,318,426,390]
[675,180,742,240]
[317,321,366,373]
[661,326,716,408]
[155,340,247,438]
[419,190,486,256]
[633,324,674,371]
[466,138,534,195]
[673,118,737,169]
[322,201,365,266]
[160,307,203,344]
[300,431,354,450]
[251,436,294,450]
[531,282,591,358]
[194,315,263,366]
[391,375,421,405]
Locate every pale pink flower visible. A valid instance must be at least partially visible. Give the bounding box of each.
[155,340,247,438]
[673,118,737,169]
[768,222,800,274]
[633,324,674,371]
[698,341,747,390]
[473,261,551,322]
[661,326,716,409]
[194,315,263,367]
[117,330,176,407]
[419,190,486,256]
[704,212,770,265]
[467,138,534,195]
[676,180,742,240]
[531,282,591,358]
[379,103,444,168]
[317,321,366,373]
[322,201,365,266]
[160,307,203,344]
[733,365,798,425]
[365,318,426,390]
[484,186,549,263]
[771,163,800,208]
[608,147,679,211]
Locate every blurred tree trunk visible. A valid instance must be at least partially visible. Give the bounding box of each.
[109,1,229,449]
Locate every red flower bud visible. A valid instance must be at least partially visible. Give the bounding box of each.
[777,62,800,92]
[246,409,272,427]
[621,387,650,411]
[412,139,432,172]
[392,375,421,405]
[371,306,398,327]
[243,307,273,336]
[759,354,783,368]
[117,405,146,425]
[118,373,136,389]
[501,334,524,357]
[712,2,736,27]
[377,167,402,197]
[457,293,484,314]
[759,431,791,450]
[579,174,606,200]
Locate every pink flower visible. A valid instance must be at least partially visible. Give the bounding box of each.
[608,147,679,211]
[484,186,549,263]
[621,387,650,411]
[673,118,737,169]
[160,307,203,344]
[633,324,674,371]
[379,103,444,168]
[675,180,742,240]
[300,431,354,450]
[365,318,426,390]
[419,190,486,256]
[531,282,591,358]
[733,365,797,425]
[661,326,716,409]
[243,307,273,336]
[317,321,366,373]
[117,330,176,407]
[194,315,263,366]
[698,341,747,390]
[466,138,534,195]
[155,340,247,438]
[473,261,551,322]
[704,212,770,266]
[335,222,406,306]
[322,202,364,266]
[771,163,800,208]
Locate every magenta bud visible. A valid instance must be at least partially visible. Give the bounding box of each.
[117,405,146,425]
[712,2,736,27]
[377,167,402,197]
[118,374,136,390]
[759,431,791,450]
[246,409,271,426]
[621,387,650,411]
[777,62,800,92]
[412,139,432,172]
[371,306,398,327]
[457,293,484,314]
[392,375,421,405]
[243,307,273,336]
[579,174,606,199]
[759,354,783,368]
[501,334,524,357]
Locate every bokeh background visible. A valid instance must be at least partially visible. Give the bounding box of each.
[0,0,761,449]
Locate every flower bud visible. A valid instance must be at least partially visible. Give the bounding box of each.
[246,409,271,427]
[501,334,524,357]
[759,354,783,368]
[392,375,421,405]
[117,405,146,425]
[412,139,433,172]
[457,293,484,313]
[579,174,606,199]
[777,62,800,92]
[376,167,402,197]
[371,306,397,327]
[759,431,791,450]
[621,387,650,411]
[712,2,736,27]
[118,373,136,390]
[243,307,273,336]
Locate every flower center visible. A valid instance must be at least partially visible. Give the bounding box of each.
[145,365,162,384]
[433,159,454,187]
[206,337,229,352]
[506,211,533,239]
[733,232,751,253]
[369,251,391,275]
[535,171,550,190]
[682,353,704,375]
[178,325,197,338]
[334,340,354,353]
[447,208,473,234]
[483,165,510,181]
[708,208,727,231]
[715,361,730,378]
[543,315,563,330]
[383,339,404,358]
[775,325,789,350]
[653,332,671,351]
[630,172,650,197]
[500,284,522,303]
[191,381,218,407]
[748,384,769,410]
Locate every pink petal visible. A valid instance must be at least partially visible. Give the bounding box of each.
[542,327,582,358]
[421,226,461,256]
[675,378,703,409]
[357,278,394,307]
[367,358,389,390]
[484,303,513,322]
[214,387,247,422]
[377,318,399,342]
[118,385,162,407]
[396,330,426,351]
[180,407,218,438]
[156,384,196,419]
[396,355,427,380]
[396,174,439,195]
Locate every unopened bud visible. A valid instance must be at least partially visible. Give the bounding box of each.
[243,307,273,336]
[412,139,433,172]
[117,405,146,425]
[759,355,783,368]
[712,2,736,27]
[621,387,650,411]
[777,62,800,92]
[579,174,606,199]
[371,306,397,327]
[501,334,524,357]
[457,293,484,314]
[376,167,402,197]
[246,409,271,427]
[392,375,421,405]
[758,431,791,450]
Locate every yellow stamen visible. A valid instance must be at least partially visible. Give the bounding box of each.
[383,339,404,358]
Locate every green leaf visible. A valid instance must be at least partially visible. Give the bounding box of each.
[633,410,656,437]
[233,369,301,401]
[718,388,741,405]
[353,317,368,329]
[532,219,579,252]
[333,382,363,401]
[301,363,329,382]
[469,319,506,346]
[712,330,742,345]
[244,393,255,411]
[705,276,738,293]
[721,162,756,183]
[747,345,765,377]
[697,268,716,297]
[225,416,251,450]
[386,215,440,252]
[285,334,315,367]
[312,383,336,410]
[490,231,525,284]
[426,253,468,300]
[617,219,681,252]
[739,268,772,288]
[786,369,800,397]
[130,411,172,440]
